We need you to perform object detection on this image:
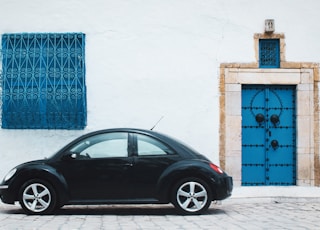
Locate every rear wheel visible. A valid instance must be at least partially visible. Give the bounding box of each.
[172,177,212,215]
[19,179,57,215]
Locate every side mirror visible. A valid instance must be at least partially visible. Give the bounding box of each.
[61,152,77,161]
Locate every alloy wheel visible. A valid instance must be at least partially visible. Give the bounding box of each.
[21,182,52,213]
[176,181,208,213]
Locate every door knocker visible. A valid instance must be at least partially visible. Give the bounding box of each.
[271,139,279,150]
[270,114,280,126]
[255,113,265,125]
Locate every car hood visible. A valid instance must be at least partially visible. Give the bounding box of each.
[15,159,48,170]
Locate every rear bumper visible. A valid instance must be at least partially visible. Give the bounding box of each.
[212,176,233,200]
[225,176,233,195]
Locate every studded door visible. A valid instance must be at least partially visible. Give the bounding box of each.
[242,85,296,186]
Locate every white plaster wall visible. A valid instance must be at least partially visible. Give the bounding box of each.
[0,0,320,177]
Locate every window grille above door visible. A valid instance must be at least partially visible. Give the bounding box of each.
[259,39,280,68]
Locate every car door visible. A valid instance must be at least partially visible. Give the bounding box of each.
[131,133,180,199]
[57,132,134,201]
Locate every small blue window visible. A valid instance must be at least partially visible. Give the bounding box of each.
[259,39,280,68]
[1,33,87,129]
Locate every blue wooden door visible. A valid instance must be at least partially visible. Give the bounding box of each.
[242,85,296,186]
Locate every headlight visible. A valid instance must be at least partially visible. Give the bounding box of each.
[4,168,17,182]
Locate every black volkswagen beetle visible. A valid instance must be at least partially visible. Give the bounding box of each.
[0,128,232,215]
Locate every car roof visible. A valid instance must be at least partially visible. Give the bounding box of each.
[51,128,206,160]
[75,128,176,142]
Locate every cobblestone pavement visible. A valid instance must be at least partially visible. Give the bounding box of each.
[1,200,320,230]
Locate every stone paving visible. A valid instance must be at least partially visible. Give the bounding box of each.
[1,200,320,230]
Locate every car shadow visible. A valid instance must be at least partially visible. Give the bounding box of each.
[1,204,226,216]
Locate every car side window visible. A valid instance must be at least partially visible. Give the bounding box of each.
[136,134,175,156]
[70,132,128,159]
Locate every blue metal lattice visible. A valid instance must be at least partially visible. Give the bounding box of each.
[259,39,280,68]
[1,33,86,129]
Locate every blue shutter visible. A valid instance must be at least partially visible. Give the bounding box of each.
[1,33,87,129]
[259,39,280,68]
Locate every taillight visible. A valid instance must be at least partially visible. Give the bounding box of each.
[210,163,223,174]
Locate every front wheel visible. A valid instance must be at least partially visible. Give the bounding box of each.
[172,178,212,215]
[19,179,57,215]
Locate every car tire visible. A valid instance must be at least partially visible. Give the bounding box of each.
[19,179,57,215]
[171,177,212,215]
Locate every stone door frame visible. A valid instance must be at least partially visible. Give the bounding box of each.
[219,33,320,186]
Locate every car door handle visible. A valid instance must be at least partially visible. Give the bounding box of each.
[124,163,133,167]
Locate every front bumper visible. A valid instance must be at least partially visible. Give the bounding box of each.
[0,184,15,204]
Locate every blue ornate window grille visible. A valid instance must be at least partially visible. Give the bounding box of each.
[259,39,280,68]
[1,33,87,129]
